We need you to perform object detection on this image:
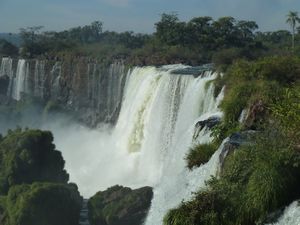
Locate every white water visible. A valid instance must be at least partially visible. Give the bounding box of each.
[49,65,224,225]
[144,72,224,225]
[0,57,14,96]
[0,61,225,224]
[266,201,300,225]
[34,60,46,98]
[12,59,27,100]
[0,57,13,78]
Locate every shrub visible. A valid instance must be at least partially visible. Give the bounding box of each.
[270,87,300,144]
[6,182,82,225]
[164,189,224,225]
[166,126,300,225]
[88,185,153,225]
[212,48,243,71]
[0,128,69,194]
[212,55,299,141]
[186,143,218,170]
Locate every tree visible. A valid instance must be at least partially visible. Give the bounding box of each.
[19,26,44,56]
[186,16,212,47]
[19,26,44,44]
[7,183,82,225]
[0,128,69,194]
[0,39,18,56]
[212,17,237,48]
[236,21,258,41]
[91,21,103,38]
[286,11,300,50]
[155,13,186,45]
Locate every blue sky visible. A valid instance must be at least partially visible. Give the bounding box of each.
[0,0,299,33]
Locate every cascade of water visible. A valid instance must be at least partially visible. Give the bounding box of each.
[50,62,62,99]
[0,57,13,78]
[105,62,127,121]
[266,201,300,225]
[12,59,27,101]
[34,60,46,99]
[143,70,224,225]
[0,57,14,96]
[52,65,224,225]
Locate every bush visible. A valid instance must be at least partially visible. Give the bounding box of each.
[6,182,82,225]
[88,185,153,225]
[164,189,224,225]
[212,48,244,71]
[186,143,217,170]
[270,87,300,144]
[165,127,300,225]
[0,128,69,194]
[166,55,300,225]
[212,55,299,141]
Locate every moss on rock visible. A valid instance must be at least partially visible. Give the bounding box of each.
[88,185,153,225]
[6,182,82,225]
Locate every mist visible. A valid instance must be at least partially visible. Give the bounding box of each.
[0,104,157,197]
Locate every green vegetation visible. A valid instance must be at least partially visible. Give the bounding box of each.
[166,54,300,225]
[0,129,82,225]
[88,185,153,225]
[6,182,82,225]
[0,128,69,194]
[0,10,299,225]
[9,12,298,66]
[165,125,300,225]
[186,143,218,170]
[286,11,300,50]
[212,55,300,142]
[0,39,18,56]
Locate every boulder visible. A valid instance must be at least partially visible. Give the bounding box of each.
[6,182,82,225]
[193,116,221,140]
[244,100,266,129]
[88,185,153,225]
[219,130,256,173]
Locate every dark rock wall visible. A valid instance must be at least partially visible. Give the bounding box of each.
[0,57,129,126]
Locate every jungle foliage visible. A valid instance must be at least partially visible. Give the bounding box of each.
[0,129,82,225]
[10,13,299,65]
[166,54,300,225]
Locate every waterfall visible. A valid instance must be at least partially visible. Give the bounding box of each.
[142,68,224,225]
[0,57,13,78]
[1,58,128,125]
[113,65,224,225]
[0,57,14,96]
[0,58,224,224]
[266,201,300,225]
[34,60,46,98]
[12,59,27,100]
[50,65,224,225]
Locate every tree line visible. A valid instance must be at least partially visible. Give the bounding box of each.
[0,12,300,65]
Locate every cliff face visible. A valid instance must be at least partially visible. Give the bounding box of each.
[0,57,129,126]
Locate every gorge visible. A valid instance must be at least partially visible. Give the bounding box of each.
[0,57,223,224]
[0,57,299,225]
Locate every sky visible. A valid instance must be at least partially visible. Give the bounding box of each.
[0,0,299,33]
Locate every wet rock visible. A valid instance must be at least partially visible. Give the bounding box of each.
[244,100,266,129]
[88,185,153,225]
[219,130,256,173]
[1,57,128,127]
[171,64,214,76]
[193,116,221,140]
[0,75,9,95]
